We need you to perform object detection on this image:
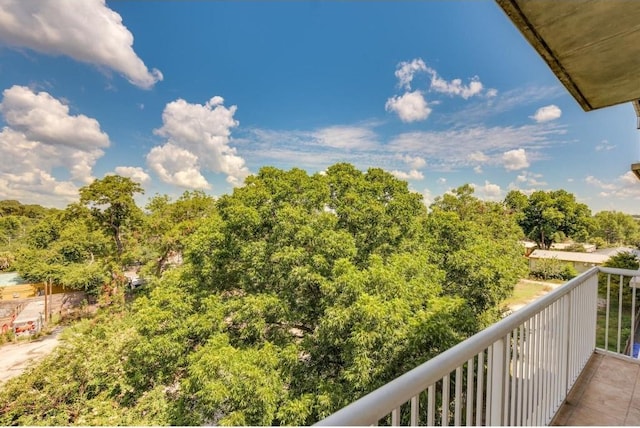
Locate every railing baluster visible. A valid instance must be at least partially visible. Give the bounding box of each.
[632,286,637,358]
[532,312,540,426]
[454,366,462,426]
[410,395,419,426]
[605,274,611,350]
[509,328,517,426]
[442,374,450,427]
[476,351,484,426]
[516,324,524,426]
[466,358,474,427]
[427,384,435,426]
[527,317,535,426]
[392,407,400,426]
[618,275,624,354]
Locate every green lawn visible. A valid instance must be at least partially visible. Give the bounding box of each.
[503,280,553,308]
[596,302,634,353]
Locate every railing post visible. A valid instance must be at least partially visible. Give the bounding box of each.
[489,337,506,425]
[562,290,571,396]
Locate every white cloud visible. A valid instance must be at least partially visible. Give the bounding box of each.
[531,105,562,123]
[473,180,502,200]
[0,0,162,89]
[486,88,498,98]
[313,125,378,149]
[515,171,547,187]
[113,166,150,184]
[396,154,426,169]
[422,188,434,206]
[148,96,249,189]
[0,85,110,206]
[385,91,432,122]
[585,175,617,191]
[595,140,616,151]
[0,85,109,152]
[468,151,489,163]
[390,169,424,180]
[443,85,564,126]
[389,124,562,171]
[474,165,483,174]
[147,143,210,189]
[437,177,446,184]
[582,172,640,203]
[430,74,484,99]
[395,58,428,90]
[502,149,529,171]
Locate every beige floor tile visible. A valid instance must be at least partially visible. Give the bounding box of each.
[625,407,640,425]
[579,381,632,414]
[555,354,640,426]
[591,358,638,390]
[567,403,624,426]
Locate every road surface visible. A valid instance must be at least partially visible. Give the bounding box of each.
[0,327,63,386]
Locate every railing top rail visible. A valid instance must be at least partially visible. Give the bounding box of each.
[315,266,640,426]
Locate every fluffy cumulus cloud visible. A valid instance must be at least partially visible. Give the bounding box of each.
[387,58,496,122]
[585,172,640,204]
[502,148,530,171]
[395,58,428,90]
[390,169,424,181]
[531,105,562,123]
[473,180,502,200]
[0,0,162,88]
[0,85,109,206]
[516,171,547,187]
[147,96,249,189]
[385,91,432,123]
[113,166,150,184]
[422,187,434,206]
[430,75,484,99]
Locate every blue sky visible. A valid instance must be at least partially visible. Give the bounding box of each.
[1,1,639,214]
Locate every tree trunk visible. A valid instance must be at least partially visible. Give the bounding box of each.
[113,225,123,255]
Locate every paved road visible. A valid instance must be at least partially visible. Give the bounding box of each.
[0,327,63,386]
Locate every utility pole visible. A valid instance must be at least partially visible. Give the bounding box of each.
[44,278,48,324]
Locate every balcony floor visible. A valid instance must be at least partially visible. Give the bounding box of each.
[552,352,640,426]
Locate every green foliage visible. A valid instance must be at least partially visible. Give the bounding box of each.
[79,175,144,257]
[0,165,528,425]
[530,257,578,280]
[143,191,216,275]
[507,189,592,249]
[598,252,640,304]
[591,211,640,247]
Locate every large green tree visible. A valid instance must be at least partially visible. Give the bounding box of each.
[507,189,591,249]
[0,165,529,426]
[79,175,144,257]
[591,210,640,247]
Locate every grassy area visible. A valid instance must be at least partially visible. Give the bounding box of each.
[503,280,553,308]
[596,301,634,353]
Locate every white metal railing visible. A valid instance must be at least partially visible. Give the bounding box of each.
[315,266,640,426]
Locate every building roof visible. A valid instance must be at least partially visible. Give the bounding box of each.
[0,272,27,287]
[496,0,640,111]
[529,249,610,265]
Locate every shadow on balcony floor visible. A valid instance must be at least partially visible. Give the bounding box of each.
[552,352,640,426]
